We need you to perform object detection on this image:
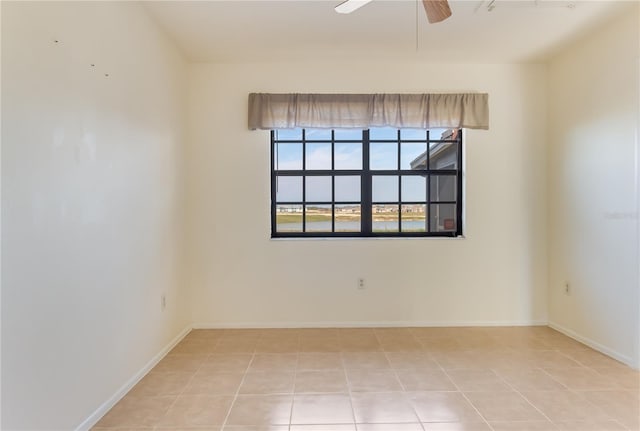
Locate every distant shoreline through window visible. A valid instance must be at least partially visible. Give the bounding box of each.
[271,128,463,238]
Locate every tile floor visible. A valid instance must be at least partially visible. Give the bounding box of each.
[93,326,639,431]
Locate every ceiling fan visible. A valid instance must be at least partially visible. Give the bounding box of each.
[335,0,452,24]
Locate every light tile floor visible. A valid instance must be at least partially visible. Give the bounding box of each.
[93,326,639,431]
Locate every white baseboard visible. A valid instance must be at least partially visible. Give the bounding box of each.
[548,321,635,368]
[193,320,548,329]
[75,325,192,431]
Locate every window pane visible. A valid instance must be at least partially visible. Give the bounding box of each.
[306,143,332,170]
[370,127,398,141]
[372,176,398,202]
[430,175,457,202]
[305,205,332,232]
[276,128,302,140]
[430,204,457,233]
[429,143,458,170]
[401,204,427,232]
[334,129,363,140]
[276,176,302,202]
[372,204,399,233]
[335,204,361,232]
[334,143,362,170]
[401,142,427,170]
[305,176,332,202]
[401,129,427,141]
[401,176,426,202]
[370,143,398,170]
[276,205,303,232]
[276,143,302,170]
[335,176,360,202]
[429,128,454,140]
[305,129,331,141]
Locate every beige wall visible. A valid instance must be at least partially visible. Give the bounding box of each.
[547,5,640,367]
[186,62,548,327]
[1,2,189,429]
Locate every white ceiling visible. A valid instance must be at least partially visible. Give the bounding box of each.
[144,0,633,63]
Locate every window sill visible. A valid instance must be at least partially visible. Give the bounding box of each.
[269,235,466,241]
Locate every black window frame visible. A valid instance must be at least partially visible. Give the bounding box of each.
[271,128,463,238]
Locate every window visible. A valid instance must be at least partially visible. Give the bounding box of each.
[271,128,463,238]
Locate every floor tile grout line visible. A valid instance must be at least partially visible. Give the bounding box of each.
[219,345,257,430]
[399,329,428,430]
[567,387,619,423]
[287,350,301,430]
[437,358,496,431]
[150,336,220,430]
[380,347,426,430]
[494,368,557,427]
[537,366,571,391]
[340,348,359,429]
[612,418,632,431]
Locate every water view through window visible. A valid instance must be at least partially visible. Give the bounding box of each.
[271,128,462,237]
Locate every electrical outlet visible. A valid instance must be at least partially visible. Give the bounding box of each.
[161,294,167,310]
[564,282,570,295]
[358,278,365,289]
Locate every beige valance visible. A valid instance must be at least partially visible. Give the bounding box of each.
[248,93,489,130]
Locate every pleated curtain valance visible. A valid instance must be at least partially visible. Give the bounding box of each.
[248,93,489,131]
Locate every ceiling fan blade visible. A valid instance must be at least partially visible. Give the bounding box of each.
[422,0,452,23]
[335,0,373,14]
